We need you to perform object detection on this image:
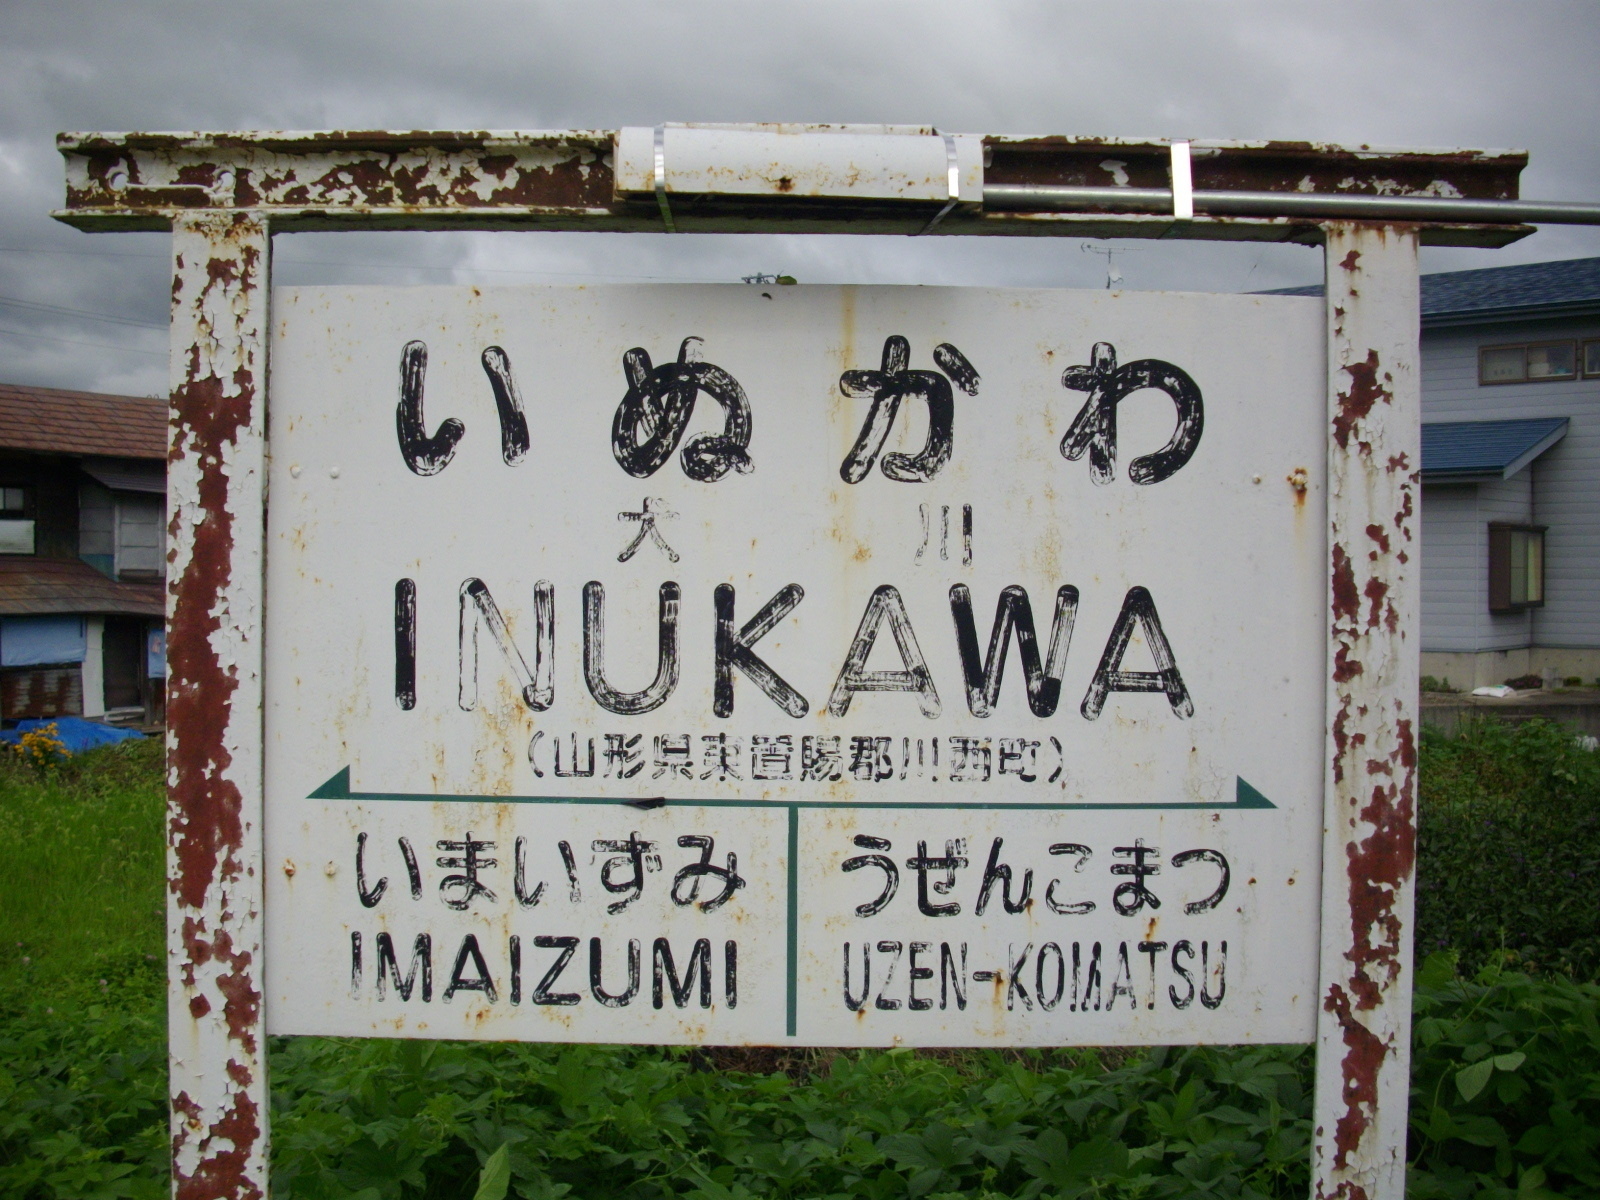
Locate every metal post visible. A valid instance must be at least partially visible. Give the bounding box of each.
[1313,223,1421,1200]
[166,211,271,1200]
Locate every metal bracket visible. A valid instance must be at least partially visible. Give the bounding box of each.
[1170,140,1194,220]
[654,125,676,234]
[918,132,961,235]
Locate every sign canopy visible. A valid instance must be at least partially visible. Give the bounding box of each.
[266,283,1325,1045]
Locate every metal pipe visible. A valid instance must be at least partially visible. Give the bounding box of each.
[983,183,1600,226]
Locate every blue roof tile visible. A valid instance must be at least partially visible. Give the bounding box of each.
[1421,418,1569,479]
[1263,256,1600,322]
[1421,257,1600,318]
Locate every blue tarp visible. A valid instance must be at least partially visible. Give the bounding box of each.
[0,716,144,753]
[0,615,86,667]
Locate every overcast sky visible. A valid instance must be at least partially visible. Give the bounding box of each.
[2,1,1597,397]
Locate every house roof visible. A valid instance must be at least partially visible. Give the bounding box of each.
[1421,417,1569,482]
[1263,256,1600,327]
[0,556,163,618]
[81,457,165,494]
[0,382,166,462]
[1420,257,1600,322]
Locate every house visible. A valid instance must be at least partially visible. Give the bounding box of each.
[1272,258,1600,690]
[1412,258,1599,689]
[0,382,166,725]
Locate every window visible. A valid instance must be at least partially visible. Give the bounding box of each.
[1478,342,1577,385]
[114,493,166,580]
[1488,523,1545,612]
[0,487,32,555]
[1479,345,1526,383]
[1584,339,1600,378]
[1529,343,1577,379]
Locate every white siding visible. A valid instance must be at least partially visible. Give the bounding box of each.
[1420,478,1534,652]
[1420,485,1482,651]
[1422,315,1600,649]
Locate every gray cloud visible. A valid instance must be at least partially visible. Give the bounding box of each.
[2,0,1596,394]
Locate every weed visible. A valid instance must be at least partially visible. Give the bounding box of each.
[1417,718,1600,979]
[9,723,70,775]
[0,737,165,996]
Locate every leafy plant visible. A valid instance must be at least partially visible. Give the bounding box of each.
[1417,718,1600,979]
[1408,952,1600,1198]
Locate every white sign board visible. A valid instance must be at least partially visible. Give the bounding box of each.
[264,284,1325,1046]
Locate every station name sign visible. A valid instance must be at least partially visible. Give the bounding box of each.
[264,283,1325,1046]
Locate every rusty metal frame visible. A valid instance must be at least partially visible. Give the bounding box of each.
[1314,224,1420,1199]
[56,127,1510,1200]
[58,127,1533,244]
[166,212,270,1200]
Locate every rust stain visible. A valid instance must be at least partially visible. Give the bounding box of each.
[1394,488,1414,540]
[1325,721,1417,1182]
[174,162,220,188]
[1322,981,1387,1181]
[1344,724,1416,1005]
[173,1089,263,1200]
[169,320,252,908]
[214,929,262,1053]
[1287,466,1310,507]
[1332,351,1390,451]
[63,136,613,227]
[1330,544,1359,623]
[1361,578,1389,632]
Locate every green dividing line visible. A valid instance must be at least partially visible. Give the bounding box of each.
[786,804,799,1039]
[310,767,1278,812]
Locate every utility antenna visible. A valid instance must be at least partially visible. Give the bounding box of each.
[1081,242,1123,289]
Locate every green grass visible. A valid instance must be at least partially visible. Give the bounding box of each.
[0,736,166,1002]
[2,724,1599,1198]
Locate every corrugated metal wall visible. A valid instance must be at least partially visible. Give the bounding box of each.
[0,665,82,719]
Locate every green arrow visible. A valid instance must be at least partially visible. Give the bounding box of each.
[1235,776,1277,809]
[308,767,1276,812]
[307,766,351,799]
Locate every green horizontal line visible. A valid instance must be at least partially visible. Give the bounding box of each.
[308,768,1277,812]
